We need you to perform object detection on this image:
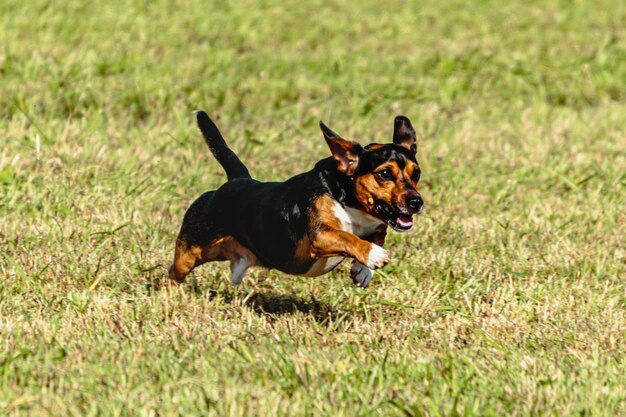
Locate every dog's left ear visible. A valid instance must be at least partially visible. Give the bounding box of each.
[320,121,362,176]
[393,115,417,154]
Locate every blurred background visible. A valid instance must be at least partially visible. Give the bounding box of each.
[1,0,625,415]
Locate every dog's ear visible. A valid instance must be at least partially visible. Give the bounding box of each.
[393,115,417,154]
[320,121,362,176]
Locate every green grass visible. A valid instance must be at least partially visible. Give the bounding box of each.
[1,0,626,415]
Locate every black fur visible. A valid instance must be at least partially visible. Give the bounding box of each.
[196,111,251,180]
[360,144,417,174]
[178,158,349,275]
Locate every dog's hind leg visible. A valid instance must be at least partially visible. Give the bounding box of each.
[229,257,252,285]
[222,240,258,286]
[169,235,258,287]
[168,239,205,285]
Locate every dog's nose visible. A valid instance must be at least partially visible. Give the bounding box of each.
[406,193,424,213]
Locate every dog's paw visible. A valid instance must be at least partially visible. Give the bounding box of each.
[366,244,389,269]
[350,262,374,288]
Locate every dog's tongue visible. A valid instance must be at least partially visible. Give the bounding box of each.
[396,214,413,229]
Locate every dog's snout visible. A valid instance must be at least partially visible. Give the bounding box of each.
[406,192,424,213]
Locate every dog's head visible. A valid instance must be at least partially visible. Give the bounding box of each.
[320,116,423,232]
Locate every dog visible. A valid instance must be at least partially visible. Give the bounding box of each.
[168,111,423,288]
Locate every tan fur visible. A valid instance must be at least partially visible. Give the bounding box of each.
[291,195,381,269]
[169,236,257,285]
[353,161,420,218]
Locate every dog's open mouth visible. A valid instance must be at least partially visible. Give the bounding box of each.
[374,201,413,232]
[394,213,413,231]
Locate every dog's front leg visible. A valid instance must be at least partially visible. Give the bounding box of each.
[311,229,389,272]
[349,228,387,287]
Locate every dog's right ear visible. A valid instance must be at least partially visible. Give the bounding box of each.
[393,115,417,154]
[320,121,362,176]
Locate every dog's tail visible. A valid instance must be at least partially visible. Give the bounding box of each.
[195,110,251,180]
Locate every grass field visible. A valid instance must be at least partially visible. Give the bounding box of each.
[1,0,626,415]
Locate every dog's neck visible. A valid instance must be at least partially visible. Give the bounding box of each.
[313,157,361,209]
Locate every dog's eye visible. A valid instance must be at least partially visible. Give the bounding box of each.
[376,168,393,181]
[411,170,421,182]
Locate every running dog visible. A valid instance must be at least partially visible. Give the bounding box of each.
[169,112,423,288]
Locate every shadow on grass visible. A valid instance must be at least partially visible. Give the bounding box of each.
[210,289,347,325]
[151,273,350,327]
[248,292,335,318]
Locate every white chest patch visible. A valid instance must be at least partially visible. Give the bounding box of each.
[302,201,384,278]
[332,202,384,237]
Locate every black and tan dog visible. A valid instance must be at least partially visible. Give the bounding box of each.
[169,111,423,288]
